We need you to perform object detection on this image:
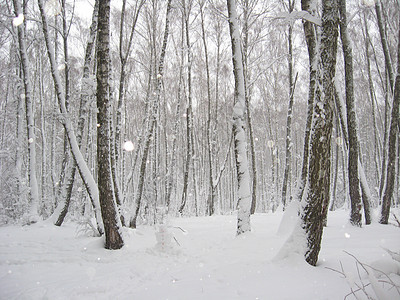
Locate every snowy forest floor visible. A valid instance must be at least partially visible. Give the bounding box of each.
[1,209,400,300]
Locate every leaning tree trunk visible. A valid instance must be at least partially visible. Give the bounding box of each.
[301,0,338,266]
[298,0,317,202]
[227,0,252,235]
[96,0,124,249]
[380,16,400,225]
[37,0,104,235]
[53,0,99,226]
[13,0,40,223]
[339,0,362,226]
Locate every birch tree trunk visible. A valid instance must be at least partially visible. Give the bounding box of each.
[339,0,362,226]
[179,0,194,215]
[130,0,172,228]
[96,0,124,249]
[227,0,252,235]
[298,0,317,202]
[380,16,400,225]
[52,0,99,226]
[282,0,296,210]
[302,0,338,266]
[37,0,104,235]
[13,0,40,223]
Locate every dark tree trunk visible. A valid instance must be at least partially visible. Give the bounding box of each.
[339,0,362,226]
[298,0,317,202]
[302,0,338,266]
[380,16,400,225]
[96,0,124,249]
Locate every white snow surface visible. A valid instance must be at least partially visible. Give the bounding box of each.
[1,210,399,300]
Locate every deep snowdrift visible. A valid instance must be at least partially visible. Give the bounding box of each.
[1,210,399,299]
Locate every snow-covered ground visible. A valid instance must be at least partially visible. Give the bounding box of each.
[1,209,399,299]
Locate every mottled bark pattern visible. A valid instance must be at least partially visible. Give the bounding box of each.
[227,0,252,235]
[302,0,338,266]
[298,0,317,202]
[96,0,123,249]
[380,17,400,224]
[339,0,362,226]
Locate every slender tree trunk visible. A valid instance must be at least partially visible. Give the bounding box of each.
[380,16,400,224]
[281,0,296,211]
[130,0,172,228]
[298,0,317,202]
[13,0,40,223]
[302,0,338,266]
[241,0,257,215]
[37,0,104,235]
[96,0,124,249]
[339,0,362,226]
[227,0,252,235]
[200,0,215,216]
[52,0,99,226]
[179,0,194,215]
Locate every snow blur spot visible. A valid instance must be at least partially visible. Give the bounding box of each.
[44,0,61,17]
[97,124,100,127]
[345,233,351,239]
[8,270,12,274]
[57,63,66,71]
[28,138,34,144]
[198,262,204,268]
[362,0,376,7]
[13,14,24,27]
[97,257,101,261]
[122,140,134,152]
[20,93,26,99]
[335,137,343,146]
[267,140,274,148]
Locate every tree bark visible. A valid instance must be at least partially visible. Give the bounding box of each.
[281,0,295,211]
[13,0,40,222]
[298,0,317,202]
[302,0,338,266]
[227,0,252,235]
[130,0,172,228]
[380,16,400,225]
[53,0,99,226]
[96,0,124,249]
[339,0,362,227]
[37,0,104,235]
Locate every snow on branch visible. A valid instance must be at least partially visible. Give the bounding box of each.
[274,11,322,26]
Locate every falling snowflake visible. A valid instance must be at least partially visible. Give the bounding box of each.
[28,138,34,144]
[267,140,274,148]
[13,14,24,27]
[57,63,66,71]
[122,141,134,152]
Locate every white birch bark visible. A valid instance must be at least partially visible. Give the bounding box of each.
[227,0,252,235]
[13,0,40,223]
[37,0,104,235]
